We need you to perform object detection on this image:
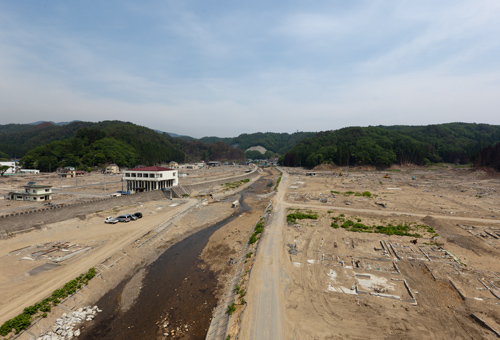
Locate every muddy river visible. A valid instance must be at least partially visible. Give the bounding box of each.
[79,185,257,339]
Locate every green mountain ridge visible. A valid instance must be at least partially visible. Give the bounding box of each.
[0,121,246,171]
[280,123,500,168]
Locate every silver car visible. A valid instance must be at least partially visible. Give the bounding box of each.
[104,216,118,224]
[115,215,131,222]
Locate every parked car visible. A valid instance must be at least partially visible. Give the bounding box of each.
[105,216,118,224]
[133,212,143,219]
[116,215,131,222]
[125,214,137,221]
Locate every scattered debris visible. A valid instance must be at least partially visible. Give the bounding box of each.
[35,306,102,340]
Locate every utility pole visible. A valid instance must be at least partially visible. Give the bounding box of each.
[104,173,106,194]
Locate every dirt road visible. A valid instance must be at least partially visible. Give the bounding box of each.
[282,202,500,225]
[240,170,287,340]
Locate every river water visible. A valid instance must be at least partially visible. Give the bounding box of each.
[79,182,258,340]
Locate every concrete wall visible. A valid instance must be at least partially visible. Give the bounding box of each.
[0,191,165,235]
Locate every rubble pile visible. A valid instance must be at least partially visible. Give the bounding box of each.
[34,306,101,340]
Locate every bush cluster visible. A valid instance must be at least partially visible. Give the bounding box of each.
[331,217,425,238]
[286,211,318,224]
[248,220,265,244]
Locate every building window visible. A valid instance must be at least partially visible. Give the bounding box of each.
[125,173,130,177]
[138,173,142,178]
[149,173,154,178]
[173,172,176,176]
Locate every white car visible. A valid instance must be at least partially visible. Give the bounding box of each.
[105,216,118,224]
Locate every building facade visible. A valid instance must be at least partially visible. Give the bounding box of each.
[124,166,178,192]
[0,161,19,174]
[20,169,40,174]
[7,184,52,201]
[105,164,120,174]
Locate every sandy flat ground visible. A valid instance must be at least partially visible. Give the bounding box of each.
[0,165,262,340]
[0,198,199,324]
[273,166,500,339]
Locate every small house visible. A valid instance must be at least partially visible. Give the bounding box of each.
[7,184,53,201]
[105,164,120,174]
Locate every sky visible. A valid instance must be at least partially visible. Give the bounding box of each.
[1,1,500,138]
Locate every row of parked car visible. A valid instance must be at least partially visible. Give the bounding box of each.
[105,212,143,224]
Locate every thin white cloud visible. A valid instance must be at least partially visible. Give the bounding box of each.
[0,1,500,138]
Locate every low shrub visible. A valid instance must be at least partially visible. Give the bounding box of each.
[226,303,236,315]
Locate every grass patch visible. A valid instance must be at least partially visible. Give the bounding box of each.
[222,179,250,190]
[338,219,423,237]
[248,219,266,244]
[332,215,436,238]
[274,174,282,190]
[287,210,318,224]
[0,268,96,337]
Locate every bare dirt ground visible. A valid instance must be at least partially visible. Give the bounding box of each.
[0,165,253,214]
[0,166,268,340]
[250,166,500,340]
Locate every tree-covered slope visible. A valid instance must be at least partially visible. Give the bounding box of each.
[280,123,500,168]
[379,123,500,163]
[0,122,87,158]
[20,123,187,171]
[200,131,316,154]
[0,121,245,171]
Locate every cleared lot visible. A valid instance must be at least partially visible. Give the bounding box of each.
[270,167,500,339]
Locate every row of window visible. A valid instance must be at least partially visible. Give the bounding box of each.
[124,172,176,178]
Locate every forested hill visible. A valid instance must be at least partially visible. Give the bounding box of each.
[0,121,244,171]
[200,131,316,154]
[280,123,500,168]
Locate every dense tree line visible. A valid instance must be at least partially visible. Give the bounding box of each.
[280,123,500,168]
[381,123,500,164]
[200,131,316,154]
[244,150,275,160]
[471,142,500,171]
[172,138,245,162]
[0,121,246,171]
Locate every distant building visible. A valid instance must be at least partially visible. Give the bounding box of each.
[124,166,178,192]
[207,161,221,167]
[168,161,179,169]
[20,169,40,174]
[0,161,19,174]
[105,164,120,174]
[7,184,52,201]
[58,168,76,178]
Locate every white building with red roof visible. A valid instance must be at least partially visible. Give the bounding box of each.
[124,166,178,192]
